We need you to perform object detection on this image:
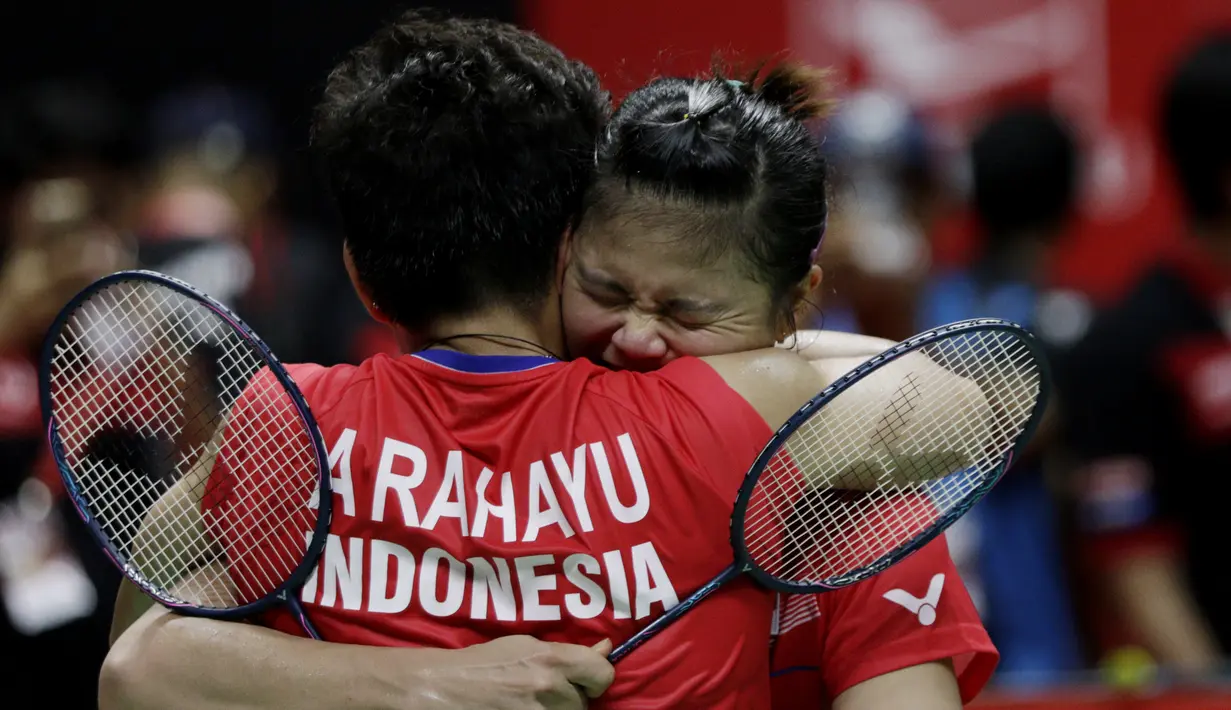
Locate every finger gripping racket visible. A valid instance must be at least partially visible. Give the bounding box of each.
[40,270,331,638]
[609,318,1049,662]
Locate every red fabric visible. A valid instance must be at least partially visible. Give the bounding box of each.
[770,535,998,708]
[224,354,780,710]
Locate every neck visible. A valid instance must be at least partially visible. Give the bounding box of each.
[400,304,565,358]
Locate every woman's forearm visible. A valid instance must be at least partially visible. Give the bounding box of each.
[111,581,156,645]
[101,605,615,710]
[833,661,961,710]
[101,607,415,710]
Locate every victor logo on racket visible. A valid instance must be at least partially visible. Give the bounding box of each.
[607,319,1049,662]
[40,270,331,639]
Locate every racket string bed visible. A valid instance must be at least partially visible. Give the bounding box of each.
[54,291,212,554]
[54,283,239,596]
[741,328,1041,587]
[77,294,274,601]
[46,278,321,611]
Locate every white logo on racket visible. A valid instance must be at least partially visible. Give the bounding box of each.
[883,574,945,626]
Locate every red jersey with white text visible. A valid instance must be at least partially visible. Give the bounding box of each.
[769,535,997,708]
[207,350,777,709]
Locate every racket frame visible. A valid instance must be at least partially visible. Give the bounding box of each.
[39,269,334,633]
[610,318,1050,662]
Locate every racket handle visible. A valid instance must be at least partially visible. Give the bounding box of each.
[608,563,741,664]
[286,595,323,641]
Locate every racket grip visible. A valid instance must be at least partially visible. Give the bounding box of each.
[608,563,741,664]
[285,595,323,641]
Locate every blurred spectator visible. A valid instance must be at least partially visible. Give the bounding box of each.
[0,81,136,709]
[132,86,381,367]
[817,90,949,340]
[1060,32,1231,677]
[0,82,137,346]
[919,104,1086,685]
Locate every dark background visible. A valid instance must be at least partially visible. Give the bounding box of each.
[0,0,517,223]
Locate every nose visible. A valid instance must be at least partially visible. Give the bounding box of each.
[606,315,670,371]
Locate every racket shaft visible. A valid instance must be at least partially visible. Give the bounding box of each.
[285,595,322,640]
[608,563,742,663]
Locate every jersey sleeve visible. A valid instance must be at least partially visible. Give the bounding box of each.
[770,535,997,708]
[591,357,775,492]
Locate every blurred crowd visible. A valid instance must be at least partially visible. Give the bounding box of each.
[812,29,1231,697]
[3,8,1231,709]
[0,82,394,707]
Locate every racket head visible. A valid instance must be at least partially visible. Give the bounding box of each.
[730,318,1050,594]
[39,269,332,619]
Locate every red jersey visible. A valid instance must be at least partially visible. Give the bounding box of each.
[769,536,997,709]
[211,350,777,709]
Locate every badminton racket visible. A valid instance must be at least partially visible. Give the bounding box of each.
[609,318,1048,661]
[40,269,330,638]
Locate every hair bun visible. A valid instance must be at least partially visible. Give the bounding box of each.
[609,77,757,199]
[746,61,833,122]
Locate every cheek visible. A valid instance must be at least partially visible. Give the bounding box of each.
[562,288,623,358]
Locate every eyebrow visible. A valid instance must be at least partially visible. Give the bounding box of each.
[663,297,724,316]
[576,261,723,316]
[575,263,627,292]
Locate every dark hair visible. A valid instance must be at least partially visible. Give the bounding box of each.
[1161,32,1231,225]
[970,105,1078,240]
[311,10,608,329]
[584,62,831,321]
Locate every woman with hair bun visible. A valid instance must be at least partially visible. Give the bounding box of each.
[561,63,999,710]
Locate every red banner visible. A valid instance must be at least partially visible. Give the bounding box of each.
[524,0,787,100]
[788,0,1231,298]
[529,0,1231,300]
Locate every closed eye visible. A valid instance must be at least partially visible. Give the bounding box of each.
[575,264,632,307]
[580,281,629,308]
[663,299,726,328]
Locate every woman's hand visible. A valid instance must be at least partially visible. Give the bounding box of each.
[435,636,615,709]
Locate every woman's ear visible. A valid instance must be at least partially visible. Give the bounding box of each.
[557,226,576,286]
[343,241,393,325]
[786,265,823,336]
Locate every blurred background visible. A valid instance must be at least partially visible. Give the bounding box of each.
[3,0,1231,708]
